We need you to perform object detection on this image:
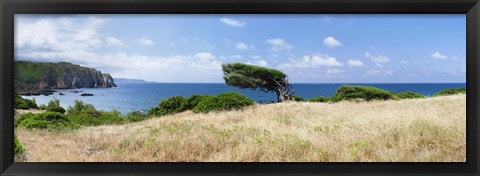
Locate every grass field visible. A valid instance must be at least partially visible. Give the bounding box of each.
[15,94,466,162]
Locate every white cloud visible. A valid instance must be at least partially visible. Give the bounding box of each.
[220,17,245,27]
[326,68,342,74]
[371,55,389,64]
[140,37,155,46]
[365,69,393,77]
[219,55,243,60]
[347,59,364,67]
[247,60,269,67]
[105,37,125,46]
[323,36,343,48]
[15,16,107,51]
[364,51,371,58]
[400,60,408,64]
[431,51,447,60]
[278,54,343,69]
[265,38,293,52]
[236,42,248,50]
[251,55,261,60]
[194,52,216,60]
[15,16,225,82]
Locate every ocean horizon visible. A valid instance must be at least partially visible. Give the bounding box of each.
[21,82,466,114]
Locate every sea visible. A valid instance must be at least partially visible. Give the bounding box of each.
[21,83,466,114]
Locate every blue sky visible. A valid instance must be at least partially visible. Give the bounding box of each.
[15,14,466,83]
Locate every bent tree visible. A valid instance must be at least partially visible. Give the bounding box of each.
[221,63,294,102]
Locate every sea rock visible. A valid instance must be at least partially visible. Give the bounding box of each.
[80,93,94,96]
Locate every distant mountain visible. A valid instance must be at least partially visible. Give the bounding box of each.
[114,78,154,84]
[15,61,117,94]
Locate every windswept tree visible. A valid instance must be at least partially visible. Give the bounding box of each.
[221,63,295,102]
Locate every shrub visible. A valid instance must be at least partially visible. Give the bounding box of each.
[291,95,304,101]
[124,111,148,122]
[396,91,426,99]
[14,93,37,109]
[46,106,66,114]
[14,97,29,110]
[38,104,47,110]
[15,111,79,130]
[308,96,330,102]
[433,88,466,97]
[331,85,395,102]
[14,135,25,155]
[148,96,186,116]
[24,98,38,109]
[181,94,209,110]
[67,100,122,126]
[193,92,254,113]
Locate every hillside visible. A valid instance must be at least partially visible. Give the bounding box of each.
[15,94,466,162]
[14,61,117,94]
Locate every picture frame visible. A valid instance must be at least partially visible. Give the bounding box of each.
[1,0,479,175]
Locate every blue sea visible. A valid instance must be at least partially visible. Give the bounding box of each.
[21,83,466,114]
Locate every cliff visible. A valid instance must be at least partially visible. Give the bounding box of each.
[15,61,117,94]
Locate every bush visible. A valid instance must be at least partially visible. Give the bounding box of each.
[181,94,209,110]
[331,85,395,102]
[124,111,148,122]
[148,96,186,116]
[291,95,304,101]
[38,104,47,110]
[67,100,123,126]
[46,106,66,114]
[24,98,38,109]
[396,91,426,99]
[308,96,330,102]
[67,100,96,114]
[193,92,254,113]
[14,135,25,155]
[15,111,79,130]
[433,88,466,97]
[14,97,29,110]
[14,93,37,109]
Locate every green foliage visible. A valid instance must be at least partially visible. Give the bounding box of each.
[291,95,304,101]
[433,88,466,97]
[46,106,66,114]
[396,91,426,99]
[14,93,37,109]
[222,63,293,102]
[181,94,209,110]
[124,111,148,122]
[149,96,187,116]
[308,96,330,102]
[38,104,47,110]
[14,135,25,155]
[66,100,122,126]
[15,61,98,84]
[193,92,254,113]
[15,112,79,130]
[43,99,65,113]
[331,85,395,102]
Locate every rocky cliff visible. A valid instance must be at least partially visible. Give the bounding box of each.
[15,61,117,94]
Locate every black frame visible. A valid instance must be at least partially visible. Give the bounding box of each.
[1,0,479,175]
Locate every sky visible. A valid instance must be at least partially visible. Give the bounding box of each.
[14,14,466,83]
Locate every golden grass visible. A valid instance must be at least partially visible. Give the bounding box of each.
[15,94,466,162]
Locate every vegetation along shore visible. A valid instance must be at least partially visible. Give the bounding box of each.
[14,85,466,162]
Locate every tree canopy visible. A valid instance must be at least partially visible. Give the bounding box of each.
[221,63,294,102]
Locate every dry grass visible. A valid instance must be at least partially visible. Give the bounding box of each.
[15,94,466,162]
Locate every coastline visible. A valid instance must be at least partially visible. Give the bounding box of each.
[16,94,466,162]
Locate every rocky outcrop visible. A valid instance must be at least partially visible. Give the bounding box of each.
[15,61,117,94]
